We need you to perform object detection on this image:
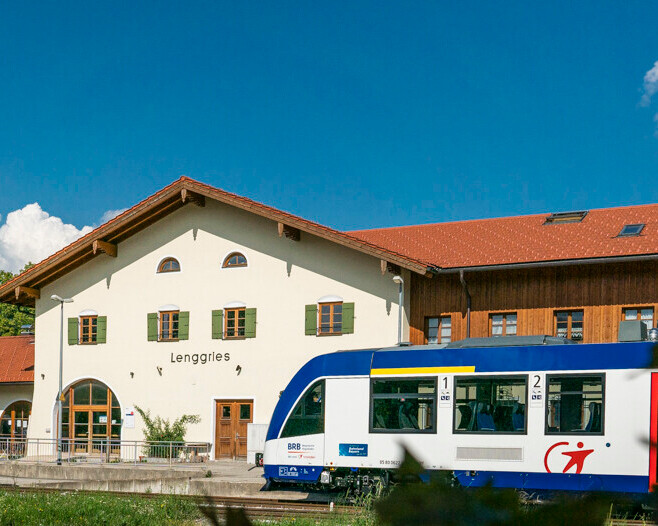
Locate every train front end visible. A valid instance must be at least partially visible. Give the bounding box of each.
[263,350,375,486]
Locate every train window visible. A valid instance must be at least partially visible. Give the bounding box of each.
[546,374,604,435]
[281,380,325,438]
[453,376,527,434]
[370,378,437,433]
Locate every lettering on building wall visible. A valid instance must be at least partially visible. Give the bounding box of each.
[170,352,231,365]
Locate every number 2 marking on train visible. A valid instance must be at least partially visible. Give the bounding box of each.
[534,375,541,388]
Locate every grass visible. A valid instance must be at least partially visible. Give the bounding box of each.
[0,490,374,526]
[0,488,642,526]
[0,491,200,526]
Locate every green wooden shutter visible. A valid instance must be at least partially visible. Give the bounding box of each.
[178,311,190,340]
[245,308,257,338]
[212,310,224,339]
[305,304,317,335]
[67,318,78,345]
[147,313,158,341]
[342,302,355,334]
[97,316,107,344]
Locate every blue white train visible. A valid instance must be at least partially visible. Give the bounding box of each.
[263,336,658,493]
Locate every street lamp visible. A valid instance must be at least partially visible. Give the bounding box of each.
[392,275,404,345]
[51,294,73,466]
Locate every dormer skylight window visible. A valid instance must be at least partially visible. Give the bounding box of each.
[544,211,588,225]
[617,223,645,237]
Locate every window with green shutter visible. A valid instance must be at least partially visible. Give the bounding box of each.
[306,302,355,336]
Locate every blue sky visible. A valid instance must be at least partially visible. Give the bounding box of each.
[1,1,658,256]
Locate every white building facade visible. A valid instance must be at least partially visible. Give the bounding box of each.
[0,178,427,459]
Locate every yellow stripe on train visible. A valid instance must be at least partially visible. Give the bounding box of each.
[370,366,476,375]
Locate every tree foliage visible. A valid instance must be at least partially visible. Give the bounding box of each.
[133,405,200,443]
[0,263,35,336]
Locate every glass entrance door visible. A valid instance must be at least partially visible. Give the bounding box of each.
[60,380,121,456]
[73,411,90,452]
[92,411,108,452]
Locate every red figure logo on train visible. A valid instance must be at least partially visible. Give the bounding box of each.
[544,442,595,474]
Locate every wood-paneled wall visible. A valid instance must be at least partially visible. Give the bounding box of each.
[409,260,658,345]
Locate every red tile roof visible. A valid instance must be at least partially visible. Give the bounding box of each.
[0,335,34,383]
[349,204,658,269]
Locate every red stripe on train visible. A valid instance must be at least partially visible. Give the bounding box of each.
[649,373,658,492]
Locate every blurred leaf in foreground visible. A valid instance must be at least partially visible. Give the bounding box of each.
[376,448,611,526]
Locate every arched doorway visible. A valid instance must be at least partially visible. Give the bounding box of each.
[61,379,121,453]
[0,400,31,439]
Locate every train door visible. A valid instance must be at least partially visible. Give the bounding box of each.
[650,373,658,491]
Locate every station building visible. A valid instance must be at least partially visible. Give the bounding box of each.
[351,207,658,345]
[1,178,657,460]
[0,178,425,459]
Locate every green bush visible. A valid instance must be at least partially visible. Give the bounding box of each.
[134,406,200,458]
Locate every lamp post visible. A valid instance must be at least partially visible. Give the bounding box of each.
[392,275,404,345]
[51,294,73,466]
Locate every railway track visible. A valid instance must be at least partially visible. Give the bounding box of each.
[0,485,356,519]
[199,495,357,519]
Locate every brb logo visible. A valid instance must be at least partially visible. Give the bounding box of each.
[543,442,595,474]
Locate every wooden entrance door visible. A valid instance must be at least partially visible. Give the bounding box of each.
[215,399,253,459]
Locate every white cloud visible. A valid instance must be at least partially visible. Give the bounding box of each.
[0,203,94,273]
[100,208,128,224]
[640,61,658,107]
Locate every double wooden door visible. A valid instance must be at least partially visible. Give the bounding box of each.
[215,399,253,459]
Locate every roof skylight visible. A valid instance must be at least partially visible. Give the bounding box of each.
[544,211,588,225]
[617,224,645,237]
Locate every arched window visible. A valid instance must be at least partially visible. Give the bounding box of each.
[157,257,180,273]
[222,252,247,268]
[60,379,121,454]
[0,401,31,439]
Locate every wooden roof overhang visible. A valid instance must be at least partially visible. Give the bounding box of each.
[0,177,432,307]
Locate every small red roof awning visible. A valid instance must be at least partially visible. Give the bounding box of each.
[0,335,35,383]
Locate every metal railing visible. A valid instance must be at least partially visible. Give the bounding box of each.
[0,438,211,465]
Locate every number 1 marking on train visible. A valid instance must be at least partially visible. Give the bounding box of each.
[439,376,452,407]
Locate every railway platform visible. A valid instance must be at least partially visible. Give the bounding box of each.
[0,460,325,500]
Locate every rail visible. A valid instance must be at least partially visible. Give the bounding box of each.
[0,437,210,465]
